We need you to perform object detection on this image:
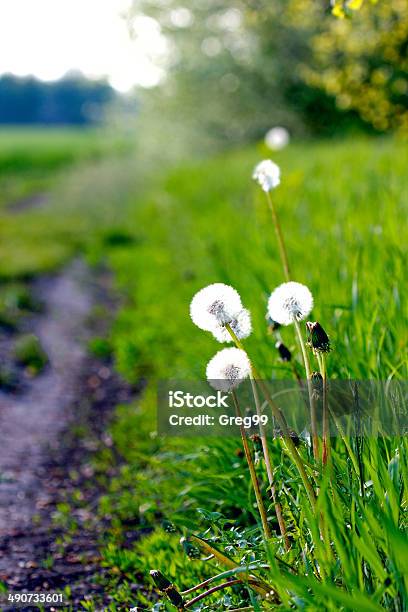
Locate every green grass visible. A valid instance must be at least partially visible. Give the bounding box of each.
[0,127,130,211]
[106,137,407,381]
[0,129,137,279]
[0,127,129,172]
[91,137,407,610]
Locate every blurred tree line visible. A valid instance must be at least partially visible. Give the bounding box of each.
[131,0,407,149]
[0,74,116,125]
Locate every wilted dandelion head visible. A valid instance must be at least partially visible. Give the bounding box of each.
[190,283,242,331]
[252,159,280,192]
[212,307,252,343]
[265,127,290,151]
[206,347,251,392]
[267,281,313,326]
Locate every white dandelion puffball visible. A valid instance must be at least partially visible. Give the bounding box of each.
[267,281,313,326]
[206,347,251,392]
[212,308,252,343]
[252,160,281,192]
[190,283,243,331]
[265,127,290,151]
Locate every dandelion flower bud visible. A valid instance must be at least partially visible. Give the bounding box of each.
[190,283,242,332]
[311,371,323,382]
[267,281,313,326]
[275,341,291,362]
[149,570,184,608]
[252,159,280,192]
[212,308,252,343]
[306,321,331,353]
[206,347,251,392]
[311,370,323,400]
[150,569,172,591]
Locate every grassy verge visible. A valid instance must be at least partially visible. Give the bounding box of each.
[86,138,407,609]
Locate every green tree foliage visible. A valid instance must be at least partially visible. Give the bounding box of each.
[304,0,408,133]
[130,0,358,152]
[130,0,407,147]
[330,0,374,19]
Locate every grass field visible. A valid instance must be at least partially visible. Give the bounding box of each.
[93,137,407,610]
[0,128,130,212]
[0,131,407,610]
[0,128,136,279]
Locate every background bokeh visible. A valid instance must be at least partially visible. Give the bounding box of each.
[131,0,408,153]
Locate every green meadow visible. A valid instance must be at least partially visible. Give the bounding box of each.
[0,131,407,610]
[0,128,134,278]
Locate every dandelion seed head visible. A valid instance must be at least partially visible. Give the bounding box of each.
[212,308,252,343]
[252,159,280,192]
[206,347,251,392]
[265,127,290,151]
[267,281,313,326]
[190,283,242,331]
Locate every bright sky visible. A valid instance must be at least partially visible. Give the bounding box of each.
[0,0,167,91]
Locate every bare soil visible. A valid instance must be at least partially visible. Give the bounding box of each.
[0,261,137,610]
[7,193,49,214]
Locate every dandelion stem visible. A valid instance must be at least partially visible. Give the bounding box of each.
[226,324,316,509]
[231,390,272,540]
[249,375,290,550]
[294,320,311,379]
[317,353,330,466]
[294,320,319,461]
[255,378,317,508]
[265,191,291,282]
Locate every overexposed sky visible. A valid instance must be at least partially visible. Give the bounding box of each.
[0,0,167,91]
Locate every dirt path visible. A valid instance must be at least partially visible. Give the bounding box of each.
[0,261,135,609]
[0,261,93,532]
[7,193,49,214]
